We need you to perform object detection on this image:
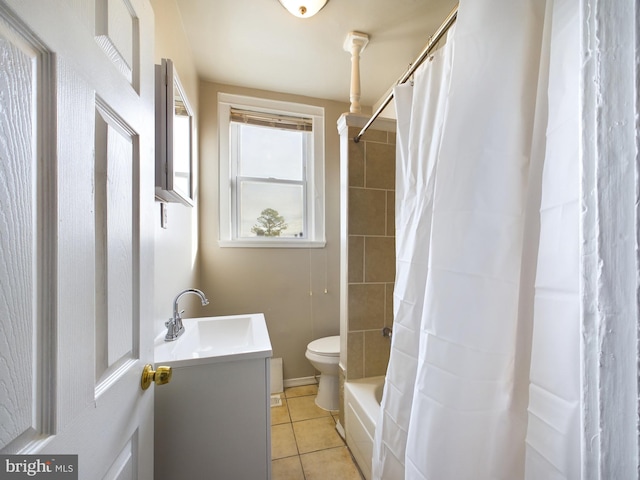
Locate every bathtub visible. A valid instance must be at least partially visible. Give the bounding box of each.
[344,376,384,480]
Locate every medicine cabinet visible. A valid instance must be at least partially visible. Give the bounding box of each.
[155,58,194,206]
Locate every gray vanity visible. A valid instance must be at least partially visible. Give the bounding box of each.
[153,313,272,479]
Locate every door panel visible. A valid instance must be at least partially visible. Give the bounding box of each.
[95,0,137,86]
[0,0,155,477]
[0,17,38,451]
[95,105,137,385]
[104,434,138,480]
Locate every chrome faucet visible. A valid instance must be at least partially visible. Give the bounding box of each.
[165,288,209,341]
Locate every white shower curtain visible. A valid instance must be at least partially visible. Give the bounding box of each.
[372,0,579,478]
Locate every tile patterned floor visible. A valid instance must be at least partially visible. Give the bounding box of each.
[271,384,364,480]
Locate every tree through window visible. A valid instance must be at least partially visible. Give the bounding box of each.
[251,208,288,237]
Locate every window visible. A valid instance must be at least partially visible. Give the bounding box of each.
[218,93,325,247]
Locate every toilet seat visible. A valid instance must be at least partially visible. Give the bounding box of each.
[306,335,340,357]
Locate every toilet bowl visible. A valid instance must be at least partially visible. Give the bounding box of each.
[305,335,340,411]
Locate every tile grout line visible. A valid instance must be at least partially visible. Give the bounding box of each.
[273,388,363,479]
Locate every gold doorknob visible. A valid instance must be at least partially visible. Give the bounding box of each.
[141,364,172,390]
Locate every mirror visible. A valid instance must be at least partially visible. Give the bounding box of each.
[155,58,194,206]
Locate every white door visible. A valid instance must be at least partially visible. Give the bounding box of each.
[0,0,156,478]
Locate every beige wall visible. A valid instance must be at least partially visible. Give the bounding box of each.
[199,81,352,380]
[151,0,201,336]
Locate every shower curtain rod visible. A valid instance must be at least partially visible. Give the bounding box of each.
[353,4,458,143]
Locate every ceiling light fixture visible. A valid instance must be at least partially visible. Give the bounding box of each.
[278,0,329,18]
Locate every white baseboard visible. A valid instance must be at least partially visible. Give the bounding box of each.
[283,375,318,388]
[335,420,346,440]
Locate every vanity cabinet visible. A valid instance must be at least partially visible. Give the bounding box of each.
[154,355,271,479]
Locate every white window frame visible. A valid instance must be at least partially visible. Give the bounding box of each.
[218,93,325,248]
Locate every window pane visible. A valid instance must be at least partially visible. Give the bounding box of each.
[237,124,304,181]
[239,181,305,238]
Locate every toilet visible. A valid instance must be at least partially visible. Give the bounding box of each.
[305,335,340,411]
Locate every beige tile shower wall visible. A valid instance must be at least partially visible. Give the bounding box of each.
[342,119,396,381]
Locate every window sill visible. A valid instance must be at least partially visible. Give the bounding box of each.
[218,239,326,249]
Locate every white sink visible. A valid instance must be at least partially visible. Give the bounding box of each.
[154,313,272,367]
